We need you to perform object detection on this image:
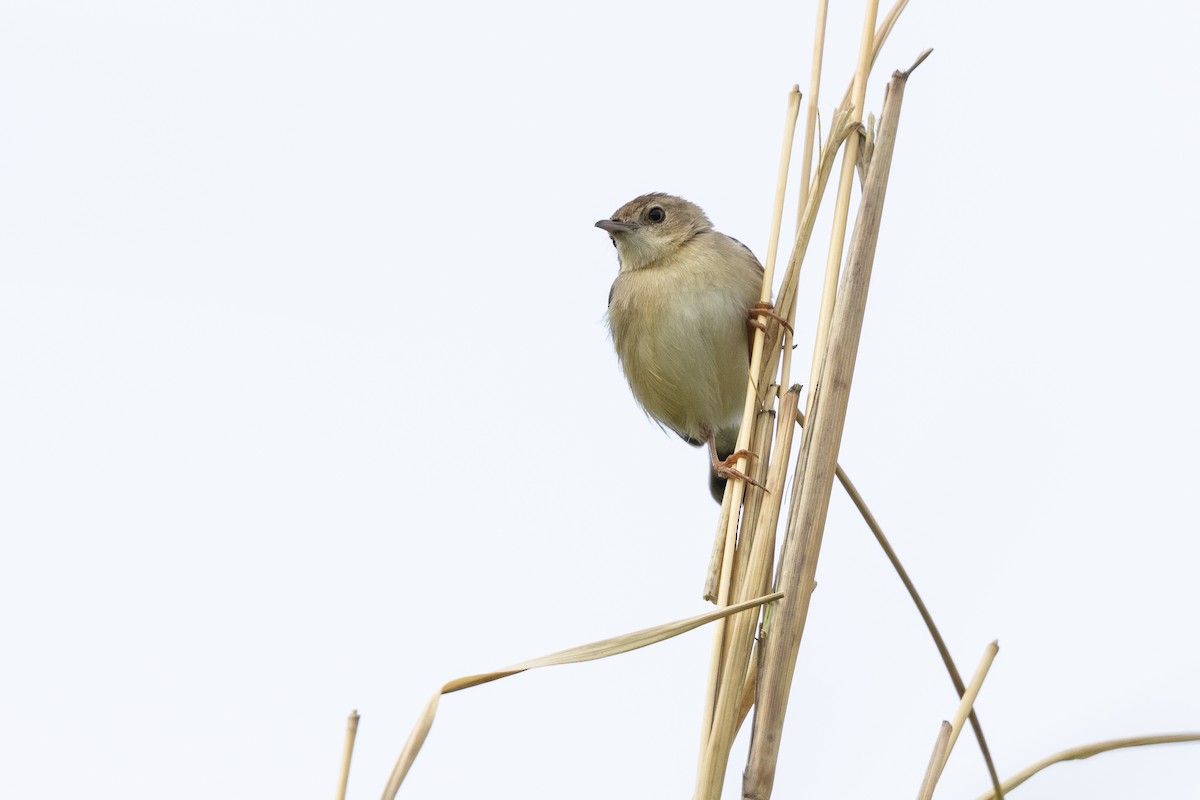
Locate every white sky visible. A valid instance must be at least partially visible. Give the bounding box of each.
[2,1,1198,798]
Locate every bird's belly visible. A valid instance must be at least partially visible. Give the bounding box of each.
[612,287,749,442]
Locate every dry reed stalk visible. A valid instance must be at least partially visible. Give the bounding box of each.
[795,0,830,227]
[777,0,825,395]
[704,480,738,600]
[775,297,799,402]
[838,0,911,111]
[946,643,999,755]
[757,86,804,334]
[804,0,880,419]
[855,113,876,183]
[742,62,914,800]
[917,642,999,799]
[917,722,954,800]
[336,710,360,800]
[379,592,782,799]
[974,734,1200,799]
[729,410,778,592]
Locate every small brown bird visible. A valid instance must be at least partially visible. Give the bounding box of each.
[597,193,766,501]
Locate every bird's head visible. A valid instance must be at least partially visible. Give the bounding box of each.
[595,193,713,271]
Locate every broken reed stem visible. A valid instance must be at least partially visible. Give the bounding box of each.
[776,301,798,404]
[699,481,747,759]
[742,64,912,800]
[701,474,747,729]
[336,710,360,800]
[917,723,954,800]
[704,483,738,601]
[804,0,879,419]
[974,734,1200,799]
[945,644,1000,769]
[919,642,1000,799]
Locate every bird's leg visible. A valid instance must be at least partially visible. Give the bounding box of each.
[748,300,794,336]
[708,434,766,491]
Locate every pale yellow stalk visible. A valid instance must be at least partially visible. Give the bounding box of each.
[805,0,880,418]
[795,0,830,226]
[917,723,953,800]
[975,734,1200,799]
[336,710,360,800]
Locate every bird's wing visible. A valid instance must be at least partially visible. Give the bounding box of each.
[727,236,765,276]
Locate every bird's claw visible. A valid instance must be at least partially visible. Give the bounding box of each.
[748,301,794,336]
[714,449,767,492]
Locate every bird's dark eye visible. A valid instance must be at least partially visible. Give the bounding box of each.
[647,207,665,223]
[611,238,617,248]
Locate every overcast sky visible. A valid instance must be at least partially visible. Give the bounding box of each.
[3,1,1198,798]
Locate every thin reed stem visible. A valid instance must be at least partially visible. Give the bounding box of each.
[805,0,880,419]
[975,734,1200,799]
[917,722,953,800]
[795,0,830,231]
[921,643,1000,797]
[336,710,360,800]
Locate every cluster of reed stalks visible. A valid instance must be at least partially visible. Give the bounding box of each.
[336,2,1199,798]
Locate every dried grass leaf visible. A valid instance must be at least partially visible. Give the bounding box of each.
[381,592,783,799]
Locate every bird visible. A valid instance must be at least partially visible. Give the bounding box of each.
[597,192,775,502]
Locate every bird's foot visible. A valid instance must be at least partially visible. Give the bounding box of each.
[748,301,794,336]
[713,449,767,491]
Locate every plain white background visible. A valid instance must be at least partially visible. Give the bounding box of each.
[3,1,1198,797]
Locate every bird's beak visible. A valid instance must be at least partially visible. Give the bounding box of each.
[595,219,638,234]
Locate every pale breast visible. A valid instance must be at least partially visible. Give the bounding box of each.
[607,233,762,443]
